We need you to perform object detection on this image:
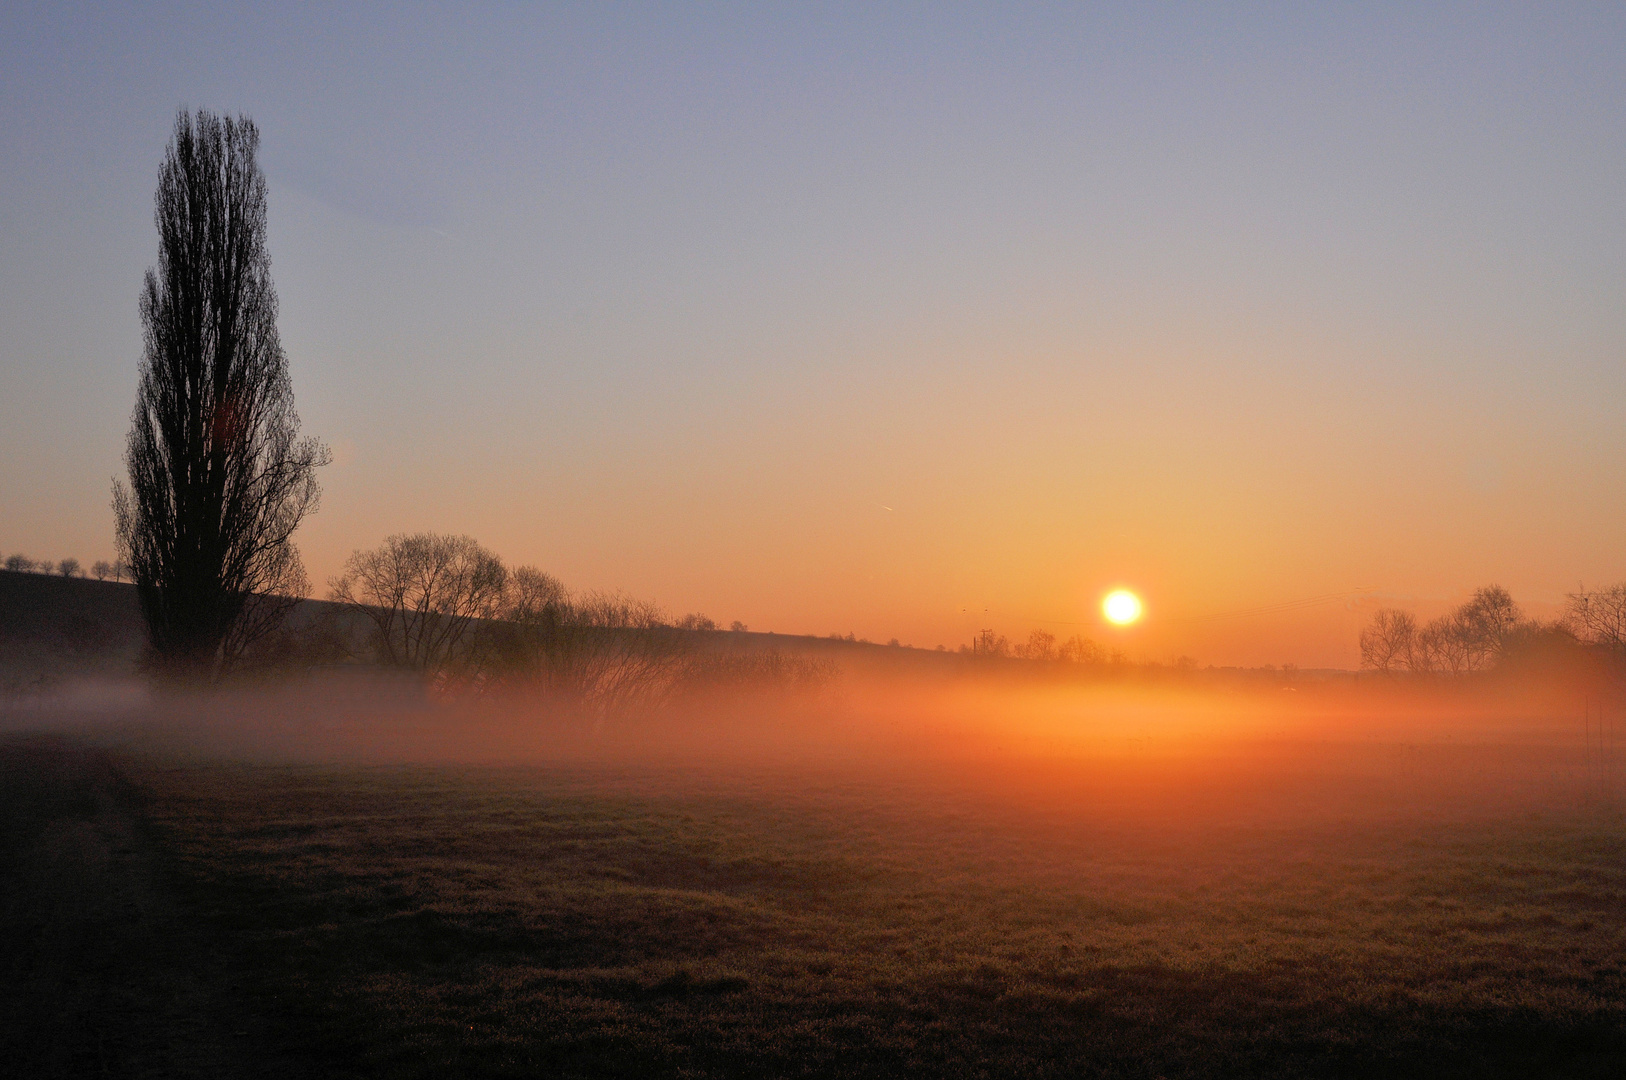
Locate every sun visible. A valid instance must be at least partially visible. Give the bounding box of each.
[1103,589,1143,626]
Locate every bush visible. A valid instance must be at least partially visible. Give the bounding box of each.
[480,585,693,715]
[674,648,835,697]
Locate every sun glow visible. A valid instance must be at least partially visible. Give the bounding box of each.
[1103,590,1143,626]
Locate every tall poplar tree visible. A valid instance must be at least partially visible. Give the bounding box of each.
[114,110,328,678]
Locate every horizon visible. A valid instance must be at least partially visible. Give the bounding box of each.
[4,5,1626,666]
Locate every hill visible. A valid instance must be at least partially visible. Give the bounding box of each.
[0,570,375,694]
[0,570,952,697]
[1,570,146,693]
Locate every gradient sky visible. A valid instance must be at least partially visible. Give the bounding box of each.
[3,3,1625,666]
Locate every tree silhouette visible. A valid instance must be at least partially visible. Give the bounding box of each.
[1359,608,1416,673]
[1361,586,1526,675]
[329,534,508,673]
[1015,629,1057,661]
[1454,584,1522,668]
[1565,584,1626,655]
[114,110,328,679]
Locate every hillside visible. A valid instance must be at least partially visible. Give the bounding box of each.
[0,570,146,693]
[0,569,959,697]
[0,571,375,694]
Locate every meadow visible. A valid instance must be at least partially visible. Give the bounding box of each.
[5,675,1626,1078]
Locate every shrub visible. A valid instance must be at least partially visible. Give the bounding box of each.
[676,613,718,632]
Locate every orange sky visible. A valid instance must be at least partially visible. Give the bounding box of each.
[4,7,1625,667]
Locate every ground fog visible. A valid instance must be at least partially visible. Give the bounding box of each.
[3,667,1625,1077]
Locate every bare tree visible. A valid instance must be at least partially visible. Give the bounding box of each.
[479,579,702,715]
[475,564,572,686]
[1362,587,1525,676]
[559,592,689,715]
[1413,614,1469,675]
[1359,608,1416,673]
[113,110,328,679]
[92,560,114,581]
[1455,584,1522,668]
[504,565,569,624]
[329,533,508,673]
[57,558,82,578]
[1058,635,1106,664]
[1015,629,1058,661]
[1565,584,1626,656]
[4,555,32,573]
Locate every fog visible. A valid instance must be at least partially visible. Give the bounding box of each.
[8,657,1626,1076]
[8,659,1621,835]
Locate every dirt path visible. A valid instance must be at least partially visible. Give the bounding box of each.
[0,737,287,1079]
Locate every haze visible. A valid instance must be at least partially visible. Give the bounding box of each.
[4,3,1626,666]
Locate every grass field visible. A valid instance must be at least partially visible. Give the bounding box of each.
[5,700,1626,1078]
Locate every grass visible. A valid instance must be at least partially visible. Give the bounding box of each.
[5,677,1626,1080]
[41,736,1614,1079]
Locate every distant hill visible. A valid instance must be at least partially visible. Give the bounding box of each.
[0,570,375,693]
[1,570,146,691]
[0,568,959,695]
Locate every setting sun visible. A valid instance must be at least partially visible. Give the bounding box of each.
[1103,590,1143,626]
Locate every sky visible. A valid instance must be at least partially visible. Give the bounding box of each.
[2,2,1625,666]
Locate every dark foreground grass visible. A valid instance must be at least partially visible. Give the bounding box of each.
[7,736,1626,1078]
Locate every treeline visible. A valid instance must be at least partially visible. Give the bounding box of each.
[962,628,1139,666]
[309,533,830,714]
[1359,584,1626,675]
[817,628,1142,667]
[2,554,126,581]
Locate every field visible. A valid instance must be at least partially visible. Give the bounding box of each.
[5,684,1626,1078]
